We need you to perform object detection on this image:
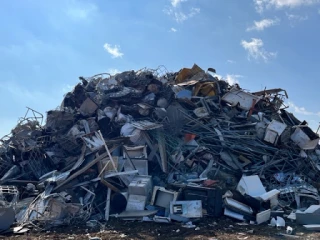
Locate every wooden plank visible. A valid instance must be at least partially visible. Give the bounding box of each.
[54,145,119,191]
[104,170,138,178]
[105,187,111,221]
[54,152,108,191]
[98,130,117,171]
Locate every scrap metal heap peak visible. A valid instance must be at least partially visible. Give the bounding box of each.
[0,64,320,233]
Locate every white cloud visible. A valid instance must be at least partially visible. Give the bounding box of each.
[163,1,200,23]
[254,0,320,13]
[288,101,313,115]
[171,0,187,7]
[103,43,124,58]
[241,38,277,62]
[286,12,308,25]
[213,74,222,79]
[108,68,121,75]
[213,74,243,85]
[227,60,236,63]
[170,27,177,32]
[287,101,320,116]
[172,11,188,22]
[287,102,320,132]
[247,18,280,31]
[225,74,243,85]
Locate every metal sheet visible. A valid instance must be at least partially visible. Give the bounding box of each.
[131,121,163,130]
[224,208,245,221]
[237,175,266,198]
[303,224,320,231]
[256,209,271,224]
[291,127,320,150]
[123,145,147,159]
[264,120,287,145]
[79,98,98,116]
[117,210,157,218]
[126,195,147,211]
[157,129,168,173]
[296,205,320,225]
[151,186,178,209]
[131,160,148,175]
[170,200,202,218]
[222,88,261,110]
[128,175,152,197]
[0,206,15,230]
[224,198,253,215]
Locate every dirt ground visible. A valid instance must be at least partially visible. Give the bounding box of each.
[1,217,320,240]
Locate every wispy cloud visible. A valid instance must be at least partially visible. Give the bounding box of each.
[246,18,280,31]
[170,27,177,32]
[213,74,222,79]
[108,68,121,75]
[286,12,308,26]
[287,102,320,132]
[287,101,320,116]
[189,7,200,17]
[65,1,97,21]
[225,74,243,85]
[227,60,236,64]
[45,0,98,29]
[103,43,124,58]
[163,0,200,23]
[171,0,187,7]
[214,74,243,85]
[241,38,277,62]
[286,12,308,21]
[254,0,320,13]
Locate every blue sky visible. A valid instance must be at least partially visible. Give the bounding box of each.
[1,0,320,137]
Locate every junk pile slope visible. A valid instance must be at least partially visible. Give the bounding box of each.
[1,64,320,232]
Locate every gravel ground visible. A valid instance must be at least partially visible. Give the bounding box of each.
[1,217,320,240]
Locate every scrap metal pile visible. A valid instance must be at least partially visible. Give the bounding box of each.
[1,64,320,233]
